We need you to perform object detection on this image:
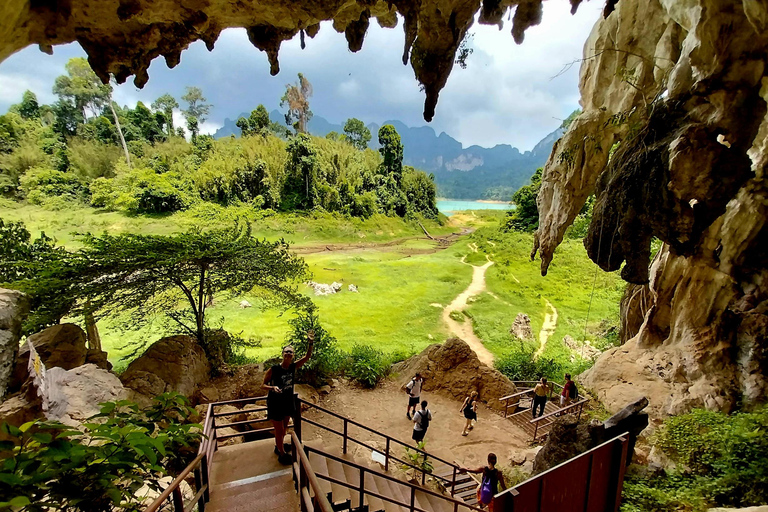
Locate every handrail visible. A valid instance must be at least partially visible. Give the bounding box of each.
[299,399,458,471]
[304,444,484,512]
[499,388,533,402]
[529,398,588,424]
[144,453,206,512]
[290,431,335,512]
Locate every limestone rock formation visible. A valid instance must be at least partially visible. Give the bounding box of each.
[0,0,605,122]
[393,337,517,412]
[0,288,29,400]
[563,335,600,360]
[120,335,211,399]
[619,283,652,344]
[11,323,88,392]
[509,313,533,340]
[197,363,266,403]
[531,0,768,418]
[46,364,128,426]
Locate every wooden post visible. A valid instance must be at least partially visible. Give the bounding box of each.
[343,419,348,454]
[201,453,210,502]
[533,421,539,442]
[385,438,390,471]
[504,399,509,418]
[194,466,206,512]
[410,486,416,512]
[451,466,457,495]
[421,452,428,485]
[294,392,302,441]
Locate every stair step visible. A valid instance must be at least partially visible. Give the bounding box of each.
[326,457,353,506]
[207,487,298,512]
[309,452,334,501]
[211,470,293,500]
[371,474,407,512]
[341,457,364,509]
[419,489,455,512]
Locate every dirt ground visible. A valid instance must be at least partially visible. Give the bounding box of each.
[302,378,533,472]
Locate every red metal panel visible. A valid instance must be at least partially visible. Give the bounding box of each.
[585,441,614,512]
[507,478,542,512]
[539,452,590,512]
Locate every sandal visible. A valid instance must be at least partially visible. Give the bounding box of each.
[462,432,468,436]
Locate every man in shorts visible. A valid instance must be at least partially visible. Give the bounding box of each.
[412,400,432,443]
[405,373,424,419]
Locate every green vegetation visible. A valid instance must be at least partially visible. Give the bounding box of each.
[0,393,201,512]
[622,407,768,511]
[345,344,390,387]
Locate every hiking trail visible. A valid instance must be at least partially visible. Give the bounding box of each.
[442,249,495,366]
[534,300,558,358]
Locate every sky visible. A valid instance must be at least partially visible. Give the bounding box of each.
[0,1,602,151]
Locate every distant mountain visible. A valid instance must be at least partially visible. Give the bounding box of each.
[213,111,564,200]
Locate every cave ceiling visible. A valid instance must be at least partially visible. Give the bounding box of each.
[0,0,604,122]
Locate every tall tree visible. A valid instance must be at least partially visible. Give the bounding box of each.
[18,91,40,119]
[281,73,313,134]
[52,58,111,120]
[181,86,212,124]
[378,124,404,184]
[186,116,199,142]
[281,133,318,210]
[504,167,542,232]
[343,118,371,150]
[151,93,179,135]
[237,105,271,137]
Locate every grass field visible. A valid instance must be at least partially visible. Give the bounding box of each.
[2,203,623,374]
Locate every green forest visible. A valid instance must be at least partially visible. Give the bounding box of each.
[0,58,438,221]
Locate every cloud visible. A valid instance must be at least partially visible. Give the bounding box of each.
[0,3,601,150]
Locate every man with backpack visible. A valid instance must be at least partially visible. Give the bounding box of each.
[411,400,432,442]
[405,373,424,420]
[560,373,578,407]
[459,453,506,511]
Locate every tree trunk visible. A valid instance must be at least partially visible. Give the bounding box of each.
[109,100,131,169]
[84,301,102,351]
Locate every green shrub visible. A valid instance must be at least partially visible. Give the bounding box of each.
[285,309,342,386]
[621,406,768,511]
[0,393,202,512]
[345,344,390,387]
[117,168,193,214]
[19,166,87,204]
[495,347,563,382]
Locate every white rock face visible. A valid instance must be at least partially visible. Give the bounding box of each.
[46,364,128,426]
[239,300,252,308]
[348,284,358,293]
[509,313,533,340]
[0,288,29,400]
[307,281,343,296]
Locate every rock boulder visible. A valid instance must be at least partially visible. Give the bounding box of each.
[393,337,517,412]
[120,335,210,399]
[510,313,533,340]
[11,323,87,391]
[46,364,128,426]
[0,288,29,400]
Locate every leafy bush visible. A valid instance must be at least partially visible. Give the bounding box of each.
[0,393,202,512]
[345,344,390,387]
[621,407,768,512]
[19,166,88,204]
[495,346,563,382]
[285,309,342,386]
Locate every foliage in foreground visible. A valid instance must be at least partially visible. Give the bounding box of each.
[0,393,201,512]
[621,407,768,512]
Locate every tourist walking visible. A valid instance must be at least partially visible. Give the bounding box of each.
[405,373,424,420]
[560,373,577,407]
[460,391,478,436]
[459,453,507,511]
[412,400,432,443]
[262,330,315,464]
[531,377,550,419]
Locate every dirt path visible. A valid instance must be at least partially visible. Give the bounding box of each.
[293,228,476,255]
[442,252,495,366]
[304,380,530,471]
[534,300,558,358]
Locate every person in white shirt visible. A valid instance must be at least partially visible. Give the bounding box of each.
[412,400,432,442]
[405,373,424,419]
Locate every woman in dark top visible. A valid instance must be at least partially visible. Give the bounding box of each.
[262,330,314,464]
[459,453,506,511]
[460,390,479,436]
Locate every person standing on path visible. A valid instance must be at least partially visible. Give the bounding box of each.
[460,391,478,436]
[459,453,506,511]
[560,373,576,408]
[262,330,315,464]
[412,400,432,443]
[532,377,550,419]
[406,373,424,419]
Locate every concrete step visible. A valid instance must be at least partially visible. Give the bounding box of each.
[207,486,298,512]
[370,474,408,512]
[326,456,353,507]
[363,471,387,512]
[211,468,293,500]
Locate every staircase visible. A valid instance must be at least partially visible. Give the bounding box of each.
[500,382,588,442]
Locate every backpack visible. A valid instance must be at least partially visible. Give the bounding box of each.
[569,382,578,399]
[406,379,415,394]
[417,410,430,430]
[479,472,495,504]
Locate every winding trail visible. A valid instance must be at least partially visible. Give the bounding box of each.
[534,300,558,358]
[442,251,495,366]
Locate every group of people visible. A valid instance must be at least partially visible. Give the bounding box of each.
[404,373,481,442]
[531,373,578,419]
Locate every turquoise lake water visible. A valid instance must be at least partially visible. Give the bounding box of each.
[437,199,513,216]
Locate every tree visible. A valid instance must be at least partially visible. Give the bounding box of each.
[281,73,313,134]
[186,115,199,142]
[181,86,212,124]
[378,124,404,185]
[18,91,40,119]
[237,105,271,137]
[281,133,318,210]
[52,57,111,120]
[51,100,83,137]
[151,93,179,135]
[126,102,165,143]
[504,167,542,232]
[343,118,371,150]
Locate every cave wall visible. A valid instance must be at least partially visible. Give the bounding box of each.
[534,0,768,419]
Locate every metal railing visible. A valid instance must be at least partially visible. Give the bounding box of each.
[300,400,463,490]
[530,398,588,442]
[290,431,335,512]
[301,442,483,512]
